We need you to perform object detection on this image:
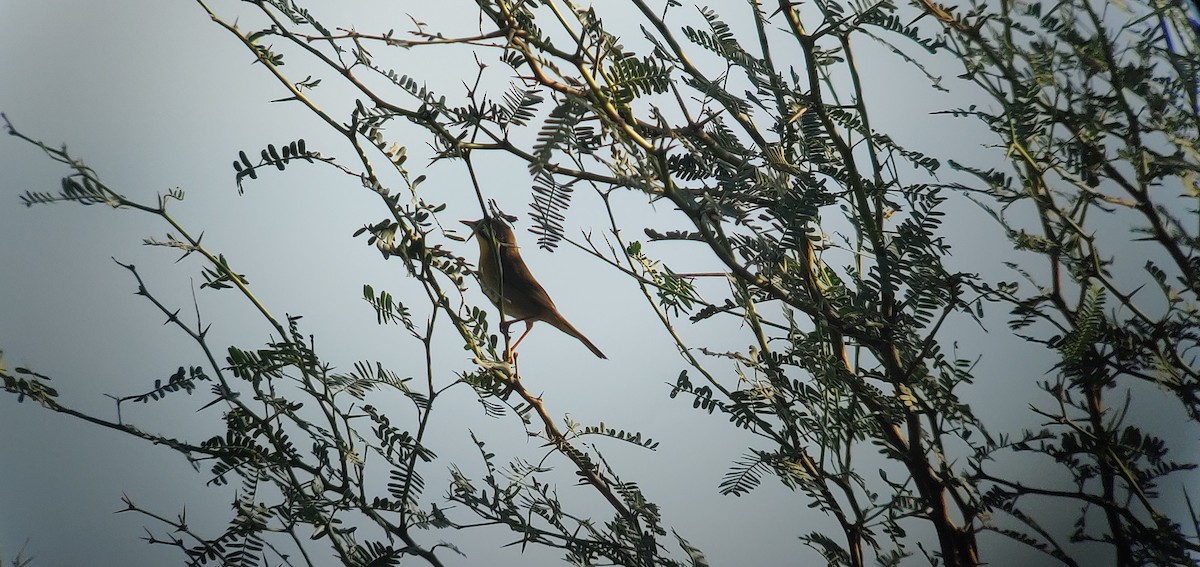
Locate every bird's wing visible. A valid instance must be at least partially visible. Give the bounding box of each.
[500,247,559,314]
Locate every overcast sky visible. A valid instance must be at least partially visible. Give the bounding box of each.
[2,1,1196,566]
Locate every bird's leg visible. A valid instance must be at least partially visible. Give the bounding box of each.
[510,320,536,353]
[500,319,536,363]
[499,315,533,334]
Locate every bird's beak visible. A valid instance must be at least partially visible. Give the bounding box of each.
[460,219,479,239]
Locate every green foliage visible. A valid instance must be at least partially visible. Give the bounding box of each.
[930,0,1200,563]
[529,171,575,251]
[528,98,589,249]
[682,8,767,75]
[607,56,672,104]
[1,365,59,406]
[232,139,316,192]
[200,254,249,290]
[497,85,545,129]
[5,0,1199,566]
[122,366,211,404]
[571,419,660,451]
[362,284,416,332]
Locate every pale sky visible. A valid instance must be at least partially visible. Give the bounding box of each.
[2,1,1195,566]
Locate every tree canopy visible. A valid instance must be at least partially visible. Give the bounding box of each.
[3,1,1199,566]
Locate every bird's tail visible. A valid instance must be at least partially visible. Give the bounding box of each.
[547,316,607,359]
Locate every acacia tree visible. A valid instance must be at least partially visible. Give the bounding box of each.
[921,1,1200,564]
[3,0,1197,566]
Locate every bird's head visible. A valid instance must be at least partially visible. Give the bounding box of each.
[461,217,518,250]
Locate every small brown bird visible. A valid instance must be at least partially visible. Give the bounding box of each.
[462,217,607,359]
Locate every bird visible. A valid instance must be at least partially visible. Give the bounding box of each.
[461,217,607,359]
